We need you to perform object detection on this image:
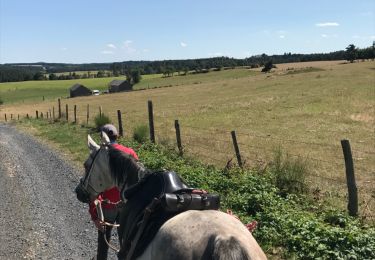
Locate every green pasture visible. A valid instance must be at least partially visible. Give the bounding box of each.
[0,69,256,104]
[0,76,126,104]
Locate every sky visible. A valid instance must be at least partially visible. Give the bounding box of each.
[0,0,374,63]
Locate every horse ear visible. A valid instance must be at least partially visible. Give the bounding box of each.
[88,135,100,152]
[101,131,110,144]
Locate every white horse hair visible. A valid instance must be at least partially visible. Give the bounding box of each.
[76,132,267,260]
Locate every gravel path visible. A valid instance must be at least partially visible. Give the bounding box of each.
[0,123,116,259]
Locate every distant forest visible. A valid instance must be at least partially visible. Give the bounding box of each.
[0,44,374,83]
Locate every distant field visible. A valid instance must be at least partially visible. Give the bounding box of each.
[1,60,375,215]
[0,69,255,104]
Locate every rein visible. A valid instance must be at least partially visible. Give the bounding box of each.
[94,199,121,252]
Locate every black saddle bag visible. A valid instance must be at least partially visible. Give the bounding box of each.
[161,192,220,212]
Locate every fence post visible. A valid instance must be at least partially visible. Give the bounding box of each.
[231,130,243,168]
[4,114,7,122]
[74,105,77,124]
[87,104,89,125]
[52,107,55,120]
[148,100,155,143]
[58,98,61,118]
[65,104,68,121]
[11,114,13,120]
[36,110,39,119]
[41,112,43,119]
[117,110,124,137]
[18,114,19,120]
[26,114,29,119]
[99,106,102,117]
[175,120,183,156]
[341,139,358,217]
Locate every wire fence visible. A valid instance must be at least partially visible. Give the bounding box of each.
[1,99,374,221]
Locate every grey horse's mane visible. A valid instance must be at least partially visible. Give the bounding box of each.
[108,146,148,187]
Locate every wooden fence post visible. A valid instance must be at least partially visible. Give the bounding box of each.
[26,114,29,119]
[231,130,243,168]
[74,105,77,124]
[11,114,13,120]
[65,104,69,121]
[148,100,155,143]
[58,98,61,118]
[117,110,124,137]
[18,114,19,120]
[175,120,183,156]
[87,104,89,125]
[99,106,102,117]
[41,112,43,119]
[52,107,55,120]
[341,139,358,217]
[4,114,7,122]
[36,110,39,119]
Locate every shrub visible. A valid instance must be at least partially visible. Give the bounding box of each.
[94,113,111,130]
[133,124,149,143]
[270,148,308,196]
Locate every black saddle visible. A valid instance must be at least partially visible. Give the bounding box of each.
[118,171,220,260]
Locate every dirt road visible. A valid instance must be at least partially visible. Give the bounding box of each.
[0,123,111,259]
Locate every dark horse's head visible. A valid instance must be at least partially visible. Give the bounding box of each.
[75,132,144,203]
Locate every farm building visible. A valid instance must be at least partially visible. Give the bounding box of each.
[108,80,132,93]
[69,84,92,98]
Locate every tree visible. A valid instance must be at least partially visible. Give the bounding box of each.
[49,73,57,80]
[261,60,274,73]
[131,70,141,84]
[33,71,44,80]
[345,44,358,63]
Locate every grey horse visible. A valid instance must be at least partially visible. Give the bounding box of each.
[75,133,267,260]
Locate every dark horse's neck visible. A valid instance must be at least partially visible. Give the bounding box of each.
[108,146,149,188]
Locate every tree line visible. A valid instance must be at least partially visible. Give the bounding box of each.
[1,44,374,83]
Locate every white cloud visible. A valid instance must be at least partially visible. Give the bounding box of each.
[180,42,187,47]
[321,34,338,38]
[122,40,136,54]
[107,43,117,49]
[316,22,339,27]
[279,35,285,39]
[101,50,114,54]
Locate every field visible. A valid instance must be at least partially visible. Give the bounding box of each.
[1,60,374,217]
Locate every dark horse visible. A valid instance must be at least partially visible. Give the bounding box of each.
[75,133,267,260]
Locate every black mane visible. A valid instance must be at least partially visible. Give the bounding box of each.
[108,146,145,187]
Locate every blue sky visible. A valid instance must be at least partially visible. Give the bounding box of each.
[0,0,374,63]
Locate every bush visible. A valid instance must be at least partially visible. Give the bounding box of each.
[94,113,111,130]
[270,148,308,196]
[133,124,149,143]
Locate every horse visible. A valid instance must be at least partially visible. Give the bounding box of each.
[75,132,267,260]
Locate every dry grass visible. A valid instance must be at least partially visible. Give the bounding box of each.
[1,60,375,217]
